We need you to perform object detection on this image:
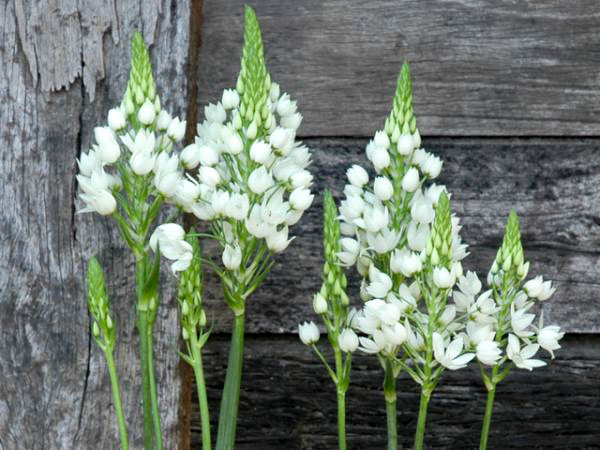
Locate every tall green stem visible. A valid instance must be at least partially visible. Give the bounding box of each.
[334,349,347,450]
[191,334,212,450]
[414,389,431,450]
[147,332,163,450]
[383,361,397,450]
[136,257,154,450]
[105,350,129,450]
[479,384,497,450]
[216,311,246,450]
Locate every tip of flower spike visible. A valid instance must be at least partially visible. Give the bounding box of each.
[87,256,105,288]
[385,61,417,139]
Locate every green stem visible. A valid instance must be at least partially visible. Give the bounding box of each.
[334,349,347,450]
[383,361,397,450]
[137,314,154,449]
[105,350,129,450]
[191,334,212,450]
[479,384,497,450]
[216,312,245,450]
[147,331,163,450]
[414,389,431,450]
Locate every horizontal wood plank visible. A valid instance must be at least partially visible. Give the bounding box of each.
[198,0,600,137]
[191,334,600,449]
[200,138,600,334]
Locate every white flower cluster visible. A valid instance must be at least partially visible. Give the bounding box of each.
[149,223,193,273]
[453,266,562,371]
[77,101,187,217]
[180,84,313,267]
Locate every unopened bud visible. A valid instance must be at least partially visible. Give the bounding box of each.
[182,300,190,316]
[199,310,207,327]
[182,327,189,340]
[92,322,100,337]
[313,293,328,314]
[106,315,113,330]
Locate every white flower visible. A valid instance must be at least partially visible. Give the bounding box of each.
[130,147,156,175]
[167,117,186,142]
[523,276,543,297]
[511,303,535,337]
[537,325,563,358]
[198,166,221,187]
[346,165,369,188]
[204,103,227,124]
[382,323,407,346]
[261,191,289,226]
[154,153,181,197]
[175,179,200,208]
[358,204,389,233]
[374,130,390,149]
[457,271,482,296]
[277,93,297,117]
[290,170,313,189]
[266,226,293,252]
[506,334,546,370]
[433,266,455,289]
[422,154,442,178]
[373,176,393,201]
[390,249,422,277]
[366,228,400,254]
[181,144,201,169]
[211,190,230,217]
[226,132,243,155]
[407,222,429,252]
[107,107,126,131]
[79,189,117,215]
[339,328,359,353]
[222,244,242,270]
[432,333,474,370]
[249,140,272,164]
[197,144,219,167]
[245,205,276,238]
[248,166,274,194]
[270,127,292,149]
[402,167,420,192]
[397,134,414,155]
[226,193,250,220]
[366,265,393,298]
[476,341,502,366]
[371,147,390,172]
[289,188,314,211]
[281,112,303,131]
[156,110,172,131]
[149,223,193,273]
[222,89,240,109]
[313,293,328,314]
[121,129,156,156]
[411,196,435,224]
[338,238,360,266]
[358,330,386,354]
[138,99,156,125]
[298,321,319,345]
[94,127,120,164]
[77,150,102,177]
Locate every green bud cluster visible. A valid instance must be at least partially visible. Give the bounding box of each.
[492,211,527,283]
[320,190,349,311]
[123,32,160,117]
[86,257,116,351]
[425,192,453,268]
[384,62,420,145]
[236,6,272,133]
[177,232,207,341]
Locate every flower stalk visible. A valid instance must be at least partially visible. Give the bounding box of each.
[86,257,129,450]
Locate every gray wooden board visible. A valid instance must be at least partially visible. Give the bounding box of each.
[201,138,600,335]
[190,334,600,449]
[197,0,600,137]
[0,1,189,448]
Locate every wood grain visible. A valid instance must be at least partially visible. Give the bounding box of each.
[191,334,600,449]
[201,138,600,335]
[0,1,189,448]
[197,0,600,137]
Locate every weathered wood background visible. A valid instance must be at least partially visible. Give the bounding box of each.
[1,0,599,449]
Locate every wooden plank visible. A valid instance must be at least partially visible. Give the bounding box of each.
[191,334,600,449]
[200,138,600,334]
[0,1,190,448]
[197,0,600,137]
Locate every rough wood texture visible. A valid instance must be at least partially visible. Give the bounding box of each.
[191,334,600,449]
[197,0,600,137]
[202,138,600,335]
[0,1,189,448]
